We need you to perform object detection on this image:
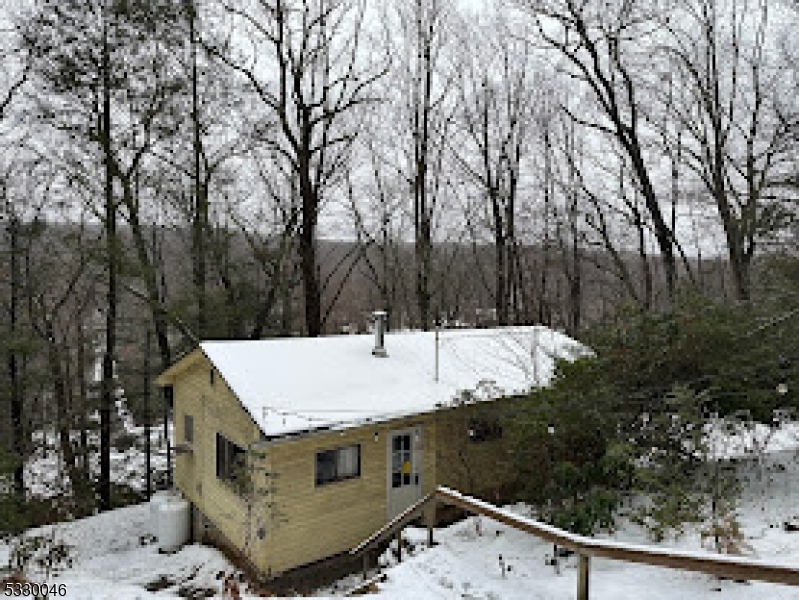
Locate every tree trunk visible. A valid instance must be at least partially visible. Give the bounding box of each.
[625,143,677,298]
[8,215,24,502]
[99,8,115,512]
[144,329,151,499]
[568,207,582,334]
[188,0,208,337]
[413,0,434,332]
[78,322,89,474]
[539,131,553,325]
[493,206,508,326]
[415,215,432,331]
[47,324,88,502]
[123,180,172,370]
[298,149,322,336]
[280,272,293,336]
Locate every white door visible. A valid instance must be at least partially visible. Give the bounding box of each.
[387,427,423,520]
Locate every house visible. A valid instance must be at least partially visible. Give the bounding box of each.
[155,317,589,578]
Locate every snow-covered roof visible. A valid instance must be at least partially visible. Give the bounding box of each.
[199,326,591,439]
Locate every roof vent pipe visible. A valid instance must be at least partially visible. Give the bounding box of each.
[372,310,388,357]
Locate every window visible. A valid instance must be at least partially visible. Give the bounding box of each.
[315,445,361,486]
[216,433,246,490]
[468,418,503,443]
[184,414,194,444]
[391,434,412,488]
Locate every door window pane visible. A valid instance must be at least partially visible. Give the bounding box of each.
[392,434,412,488]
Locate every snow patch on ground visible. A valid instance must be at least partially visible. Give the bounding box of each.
[704,417,799,460]
[1,503,242,599]
[23,397,171,499]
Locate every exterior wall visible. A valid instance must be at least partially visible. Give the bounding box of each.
[257,415,437,576]
[433,398,520,503]
[172,356,263,565]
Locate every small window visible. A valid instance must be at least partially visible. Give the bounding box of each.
[315,444,361,486]
[210,369,216,385]
[468,418,503,443]
[216,433,246,491]
[184,414,194,444]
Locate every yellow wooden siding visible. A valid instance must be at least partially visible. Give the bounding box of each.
[259,415,436,575]
[432,399,520,501]
[172,356,262,560]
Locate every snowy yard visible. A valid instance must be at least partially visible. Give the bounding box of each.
[4,443,799,598]
[0,503,238,600]
[353,449,799,599]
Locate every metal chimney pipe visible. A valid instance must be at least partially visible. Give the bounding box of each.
[372,310,388,357]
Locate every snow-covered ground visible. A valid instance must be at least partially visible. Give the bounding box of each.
[0,503,237,599]
[4,432,799,598]
[351,449,799,599]
[24,398,170,499]
[705,416,799,459]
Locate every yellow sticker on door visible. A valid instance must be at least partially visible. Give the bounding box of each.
[402,461,411,474]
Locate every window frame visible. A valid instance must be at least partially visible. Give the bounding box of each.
[184,414,194,444]
[215,433,246,492]
[315,444,361,487]
[467,417,503,443]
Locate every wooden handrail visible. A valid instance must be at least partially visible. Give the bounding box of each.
[435,486,799,587]
[350,491,436,555]
[349,486,799,590]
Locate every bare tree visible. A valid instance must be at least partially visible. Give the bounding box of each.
[211,0,387,336]
[22,0,184,510]
[371,0,457,330]
[405,0,454,330]
[346,130,408,330]
[521,0,681,297]
[222,148,303,339]
[0,157,29,505]
[453,17,535,325]
[566,140,644,309]
[657,0,798,301]
[0,62,26,123]
[24,211,96,505]
[0,11,29,507]
[554,118,585,332]
[185,0,208,338]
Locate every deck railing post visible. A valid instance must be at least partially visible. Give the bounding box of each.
[425,501,436,547]
[577,554,589,600]
[362,550,369,581]
[396,530,402,563]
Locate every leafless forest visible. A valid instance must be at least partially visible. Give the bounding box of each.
[0,0,796,514]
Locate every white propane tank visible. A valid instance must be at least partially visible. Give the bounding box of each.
[157,493,190,553]
[149,490,172,538]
